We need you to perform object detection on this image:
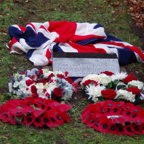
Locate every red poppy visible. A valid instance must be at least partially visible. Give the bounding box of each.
[33,109,45,118]
[13,99,22,106]
[44,99,55,106]
[117,125,125,135]
[11,108,24,116]
[109,123,118,135]
[123,73,137,84]
[24,97,35,105]
[129,105,143,113]
[48,109,59,127]
[82,80,98,86]
[115,101,125,108]
[101,71,114,76]
[122,102,135,111]
[126,87,141,95]
[26,79,34,86]
[133,117,142,125]
[101,89,117,99]
[58,104,71,112]
[123,124,135,135]
[6,100,17,107]
[113,117,125,125]
[103,100,117,112]
[51,108,65,126]
[23,115,34,125]
[34,116,44,128]
[53,88,63,97]
[8,113,17,125]
[93,120,101,131]
[0,109,9,123]
[122,111,132,122]
[35,97,46,105]
[98,118,110,133]
[24,106,34,115]
[131,124,143,134]
[31,85,37,93]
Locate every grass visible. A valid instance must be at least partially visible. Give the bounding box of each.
[0,0,144,143]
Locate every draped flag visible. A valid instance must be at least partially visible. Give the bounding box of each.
[8,21,144,66]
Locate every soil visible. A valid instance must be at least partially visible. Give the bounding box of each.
[130,21,144,50]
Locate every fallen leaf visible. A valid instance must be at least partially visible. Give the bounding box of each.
[133,137,140,140]
[3,136,8,139]
[82,133,88,138]
[3,125,6,130]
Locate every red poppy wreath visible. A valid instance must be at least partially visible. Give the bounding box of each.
[0,97,71,128]
[81,100,144,135]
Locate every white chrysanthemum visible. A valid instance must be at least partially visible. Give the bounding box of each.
[42,69,53,79]
[111,72,127,81]
[115,89,135,102]
[128,80,144,90]
[85,85,105,102]
[98,74,111,86]
[81,74,99,85]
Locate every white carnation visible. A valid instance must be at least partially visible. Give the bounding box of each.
[98,74,111,86]
[81,74,99,85]
[115,89,135,102]
[111,72,127,81]
[128,80,144,90]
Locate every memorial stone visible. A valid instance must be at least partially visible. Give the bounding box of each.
[52,52,120,77]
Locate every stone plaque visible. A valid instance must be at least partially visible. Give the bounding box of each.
[52,52,120,77]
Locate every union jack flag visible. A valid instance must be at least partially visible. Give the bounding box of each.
[8,21,144,66]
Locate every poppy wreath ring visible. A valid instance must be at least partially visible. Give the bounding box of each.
[81,100,144,135]
[0,97,71,128]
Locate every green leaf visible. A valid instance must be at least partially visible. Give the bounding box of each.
[106,82,113,89]
[128,84,137,88]
[117,85,125,89]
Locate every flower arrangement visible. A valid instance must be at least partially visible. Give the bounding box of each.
[81,100,144,135]
[81,71,144,103]
[0,97,71,128]
[8,68,77,101]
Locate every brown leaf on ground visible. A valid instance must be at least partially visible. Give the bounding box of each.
[133,137,140,140]
[82,133,88,138]
[3,126,6,130]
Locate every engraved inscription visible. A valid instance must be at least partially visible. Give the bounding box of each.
[53,58,120,77]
